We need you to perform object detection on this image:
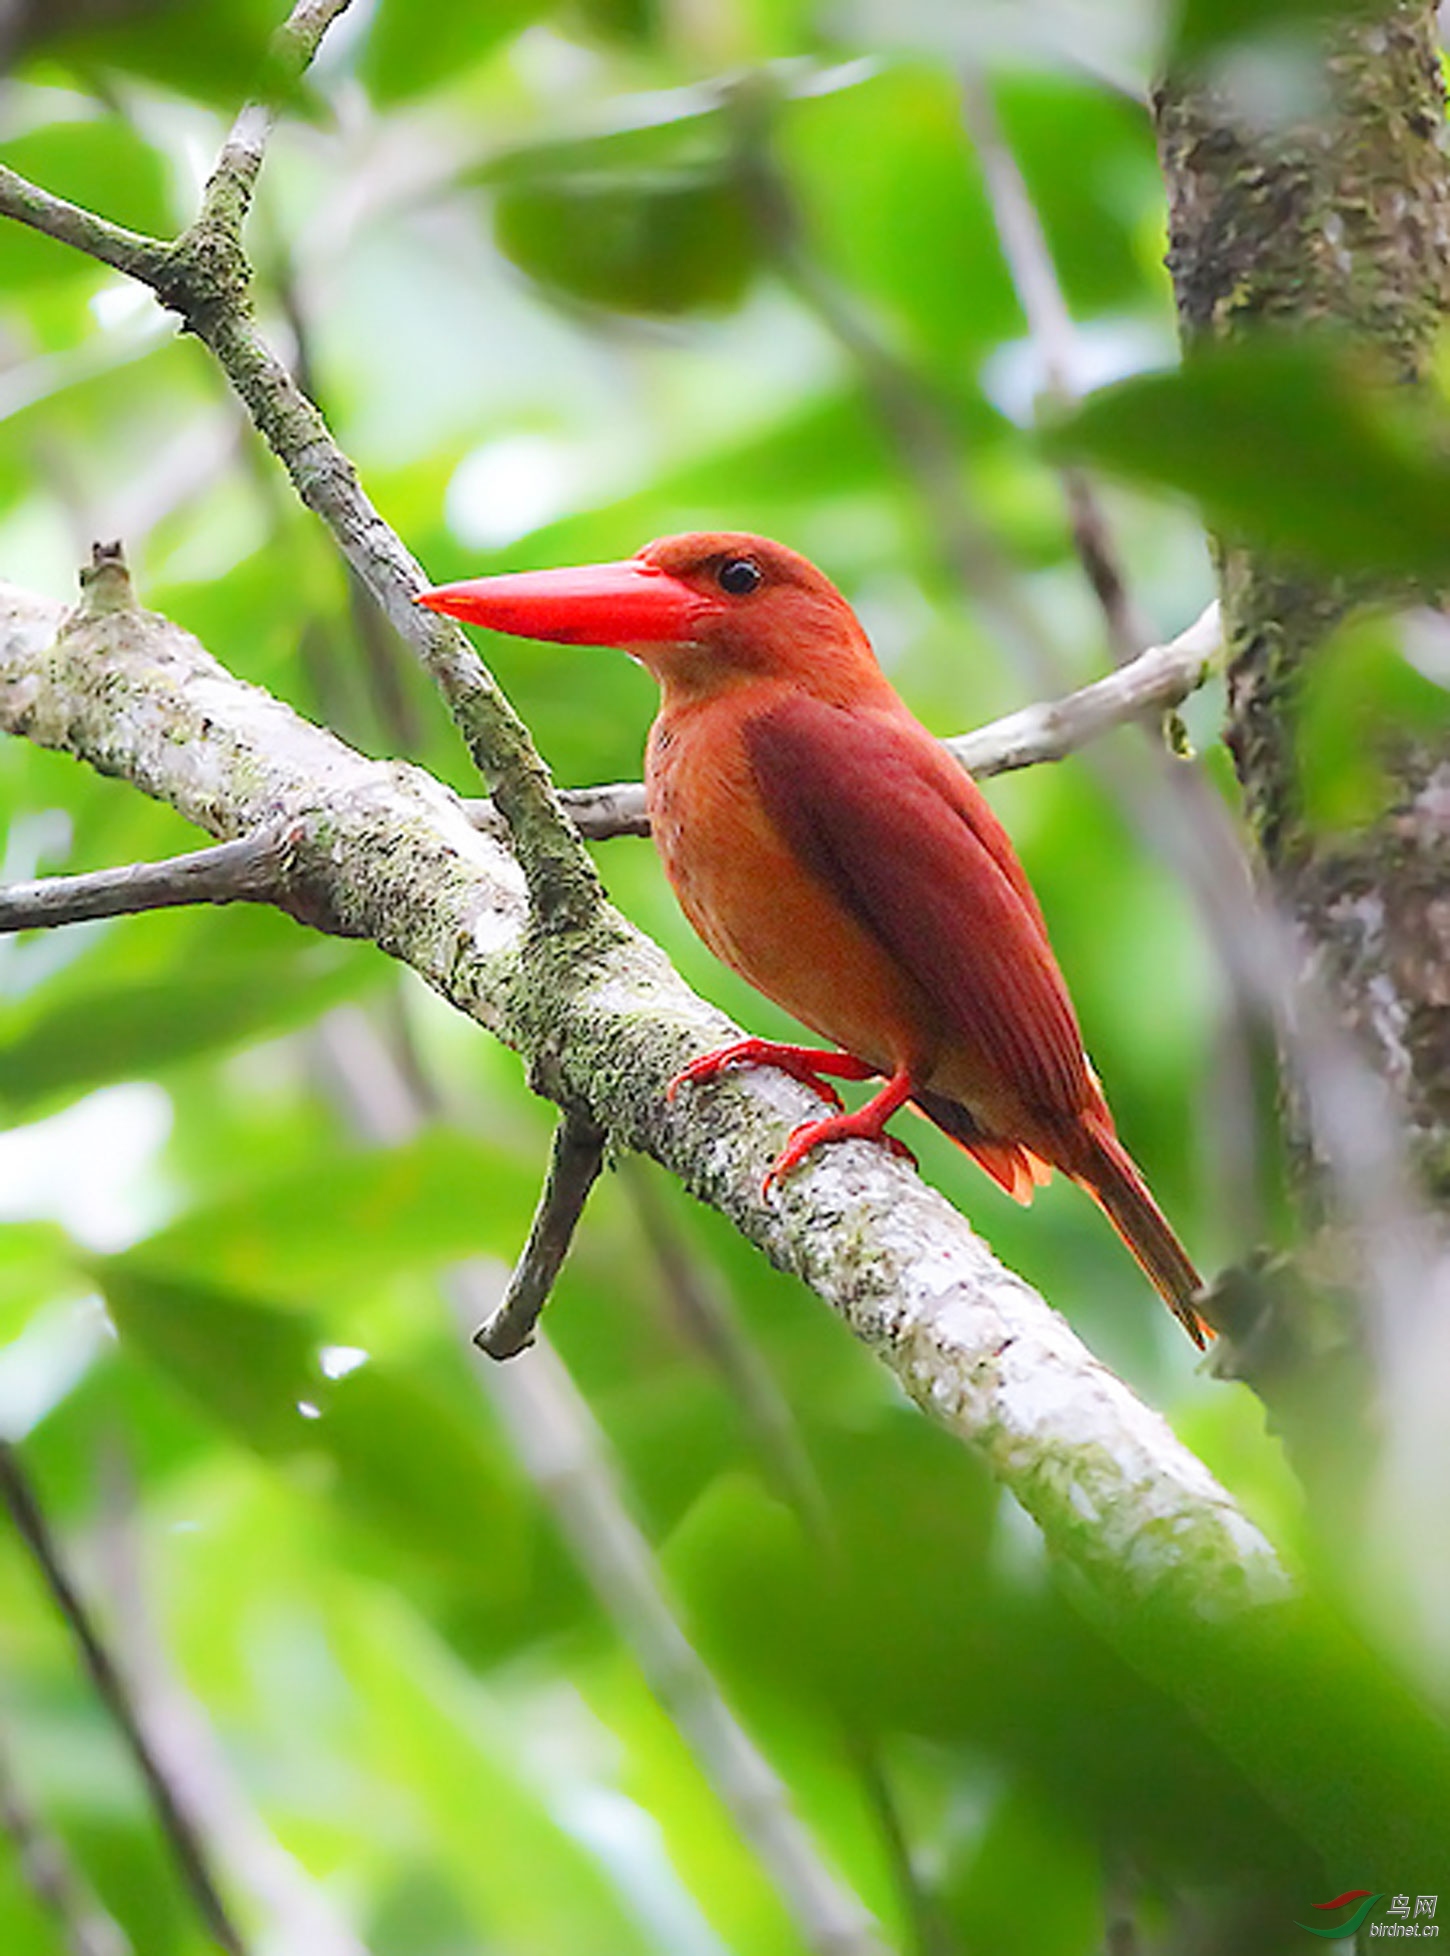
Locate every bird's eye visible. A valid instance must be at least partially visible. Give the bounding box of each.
[717,557,762,597]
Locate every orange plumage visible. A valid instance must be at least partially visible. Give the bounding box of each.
[419,532,1207,1344]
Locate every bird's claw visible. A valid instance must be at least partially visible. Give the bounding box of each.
[762,1115,919,1194]
[667,1041,846,1108]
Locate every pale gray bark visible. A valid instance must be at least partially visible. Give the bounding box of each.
[0,572,1281,1624]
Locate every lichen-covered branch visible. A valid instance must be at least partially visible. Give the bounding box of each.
[0,574,1275,1618]
[11,570,1450,1874]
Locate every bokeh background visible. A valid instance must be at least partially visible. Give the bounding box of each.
[0,2,1440,1952]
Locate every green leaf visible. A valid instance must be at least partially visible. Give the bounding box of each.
[126,1129,536,1302]
[21,0,281,112]
[360,0,559,103]
[97,1262,533,1594]
[1050,340,1450,580]
[0,1222,78,1342]
[778,62,1016,371]
[331,1584,659,1955]
[1298,613,1450,832]
[494,170,757,318]
[0,916,372,1119]
[941,1781,1101,1956]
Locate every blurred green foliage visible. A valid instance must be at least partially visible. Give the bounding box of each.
[1057,339,1450,582]
[0,2,1446,1953]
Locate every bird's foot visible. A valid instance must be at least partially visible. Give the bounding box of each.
[667,1038,876,1110]
[762,1068,918,1192]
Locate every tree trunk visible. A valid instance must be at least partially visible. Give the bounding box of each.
[1153,3,1450,1199]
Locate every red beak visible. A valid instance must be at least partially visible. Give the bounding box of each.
[416,558,710,646]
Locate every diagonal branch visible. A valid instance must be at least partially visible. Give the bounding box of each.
[0,575,1280,1616]
[9,568,1450,1879]
[197,0,357,237]
[325,1008,888,1956]
[0,1443,248,1956]
[461,1302,891,1956]
[0,0,598,934]
[0,1723,130,1956]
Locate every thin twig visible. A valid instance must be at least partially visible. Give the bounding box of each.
[0,596,1220,924]
[0,824,297,932]
[196,0,356,235]
[95,1453,375,1956]
[960,68,1153,665]
[0,1723,131,1956]
[458,1282,891,1956]
[948,602,1219,770]
[0,0,599,933]
[0,1443,248,1956]
[321,1011,890,1956]
[473,1111,607,1358]
[0,587,1213,917]
[0,167,171,285]
[625,1164,954,1955]
[473,602,1221,844]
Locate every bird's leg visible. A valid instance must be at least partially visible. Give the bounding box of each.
[764,1067,918,1191]
[668,1038,878,1111]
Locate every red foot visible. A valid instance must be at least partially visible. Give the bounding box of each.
[762,1069,918,1192]
[668,1038,877,1111]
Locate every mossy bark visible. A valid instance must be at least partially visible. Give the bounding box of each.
[1152,2,1450,1179]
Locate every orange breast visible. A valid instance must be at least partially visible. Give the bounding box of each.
[646,705,938,1076]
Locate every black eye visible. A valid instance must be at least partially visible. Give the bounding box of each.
[717,557,761,597]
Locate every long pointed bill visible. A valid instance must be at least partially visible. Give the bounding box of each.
[416,559,710,647]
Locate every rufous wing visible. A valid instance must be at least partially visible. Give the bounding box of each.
[743,695,1093,1127]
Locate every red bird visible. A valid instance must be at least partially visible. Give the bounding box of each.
[419,532,1207,1343]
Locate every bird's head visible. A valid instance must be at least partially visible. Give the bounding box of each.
[416,531,881,703]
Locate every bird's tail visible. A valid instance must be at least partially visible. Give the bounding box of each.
[915,1090,1209,1346]
[1069,1108,1210,1348]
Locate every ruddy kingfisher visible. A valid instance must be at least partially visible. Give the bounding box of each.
[419,531,1207,1343]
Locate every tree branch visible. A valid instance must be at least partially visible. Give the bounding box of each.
[0,598,1221,893]
[323,1008,888,1956]
[8,567,1450,1874]
[472,1111,606,1358]
[94,1454,375,1956]
[197,0,356,235]
[461,1304,890,1956]
[0,822,298,932]
[0,575,1278,1602]
[0,1443,247,1956]
[0,0,599,934]
[474,602,1221,844]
